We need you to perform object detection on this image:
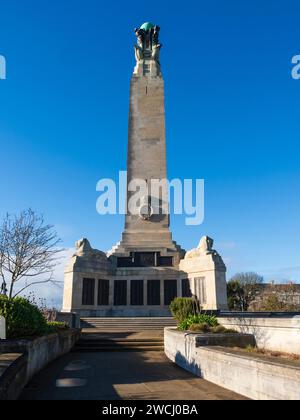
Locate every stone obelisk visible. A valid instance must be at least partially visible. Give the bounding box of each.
[110,22,183,259]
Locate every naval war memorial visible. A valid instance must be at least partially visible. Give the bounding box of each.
[62,22,228,317]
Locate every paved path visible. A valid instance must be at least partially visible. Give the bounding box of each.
[20,350,246,400]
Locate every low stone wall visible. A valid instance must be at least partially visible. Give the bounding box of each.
[165,327,300,400]
[164,328,254,377]
[218,313,300,355]
[0,353,27,400]
[0,329,80,400]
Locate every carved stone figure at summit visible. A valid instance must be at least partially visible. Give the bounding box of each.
[185,236,217,259]
[74,238,106,260]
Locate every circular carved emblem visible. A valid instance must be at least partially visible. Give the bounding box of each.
[139,204,153,221]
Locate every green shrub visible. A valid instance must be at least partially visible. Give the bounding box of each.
[245,345,258,353]
[189,323,211,333]
[211,325,227,334]
[0,295,48,339]
[223,328,238,334]
[178,314,219,331]
[169,298,200,323]
[184,322,239,334]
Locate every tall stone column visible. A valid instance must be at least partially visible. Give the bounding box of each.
[110,22,183,258]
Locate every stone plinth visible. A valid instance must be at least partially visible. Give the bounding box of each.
[179,255,228,311]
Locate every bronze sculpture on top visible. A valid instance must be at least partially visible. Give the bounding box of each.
[134,22,162,76]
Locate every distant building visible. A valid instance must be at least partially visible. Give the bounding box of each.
[249,283,300,311]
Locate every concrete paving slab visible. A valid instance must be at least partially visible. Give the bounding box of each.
[19,350,247,400]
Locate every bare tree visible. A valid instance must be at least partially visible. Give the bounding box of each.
[0,209,63,299]
[227,272,264,311]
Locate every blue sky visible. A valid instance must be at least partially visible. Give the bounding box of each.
[1,0,300,304]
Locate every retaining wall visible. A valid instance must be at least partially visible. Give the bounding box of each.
[165,327,300,400]
[0,329,80,400]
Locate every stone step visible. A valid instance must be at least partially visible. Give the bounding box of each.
[81,326,173,330]
[81,325,173,331]
[81,317,175,321]
[81,318,175,320]
[81,323,174,326]
[72,346,165,353]
[73,336,164,352]
[81,324,175,326]
[81,318,174,325]
[81,325,175,330]
[81,318,176,323]
[79,338,163,342]
[76,340,163,348]
[80,317,177,332]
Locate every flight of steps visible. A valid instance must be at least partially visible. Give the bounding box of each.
[73,317,177,352]
[80,317,177,332]
[73,337,165,353]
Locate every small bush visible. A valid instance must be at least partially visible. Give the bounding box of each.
[223,328,238,334]
[189,323,211,333]
[245,345,258,353]
[0,295,48,339]
[169,298,200,323]
[178,314,219,331]
[211,325,227,334]
[187,323,239,334]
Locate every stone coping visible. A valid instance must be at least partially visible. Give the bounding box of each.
[0,353,27,401]
[0,329,79,353]
[0,353,23,377]
[212,346,300,370]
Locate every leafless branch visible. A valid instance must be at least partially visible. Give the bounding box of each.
[0,209,63,298]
